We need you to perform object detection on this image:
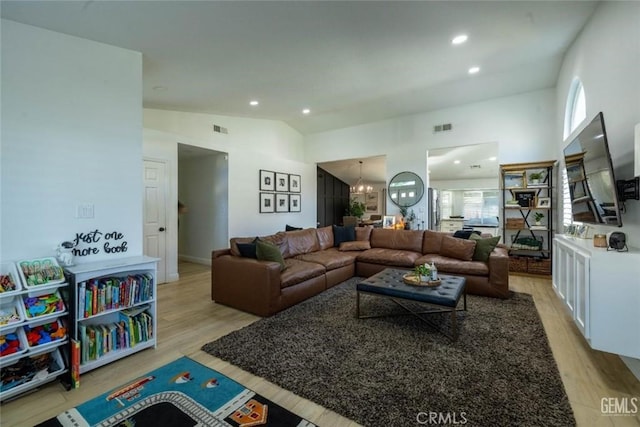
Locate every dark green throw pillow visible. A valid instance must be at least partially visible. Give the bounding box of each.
[256,239,286,271]
[469,234,501,262]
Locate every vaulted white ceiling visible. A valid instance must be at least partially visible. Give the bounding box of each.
[2,1,598,136]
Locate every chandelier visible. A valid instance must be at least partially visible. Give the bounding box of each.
[351,161,373,194]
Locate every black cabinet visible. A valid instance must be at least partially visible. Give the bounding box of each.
[317,167,349,227]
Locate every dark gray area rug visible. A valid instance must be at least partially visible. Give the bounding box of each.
[202,278,575,426]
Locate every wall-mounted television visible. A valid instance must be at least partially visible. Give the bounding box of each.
[563,112,623,227]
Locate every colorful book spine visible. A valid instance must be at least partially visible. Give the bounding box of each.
[78,282,86,319]
[71,339,80,388]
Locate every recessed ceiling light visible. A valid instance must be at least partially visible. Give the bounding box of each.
[488,156,497,161]
[454,160,461,164]
[302,108,311,115]
[468,66,480,74]
[250,100,259,106]
[452,34,468,45]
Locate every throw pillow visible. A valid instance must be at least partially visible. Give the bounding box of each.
[236,240,258,259]
[339,241,371,251]
[440,235,476,261]
[469,234,501,262]
[256,239,286,271]
[285,224,303,231]
[453,229,481,239]
[333,225,356,247]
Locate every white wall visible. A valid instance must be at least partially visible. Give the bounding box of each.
[1,20,143,262]
[554,1,640,378]
[178,152,228,264]
[556,1,640,241]
[306,89,557,225]
[143,109,316,240]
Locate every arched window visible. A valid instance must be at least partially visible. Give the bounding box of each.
[564,78,586,139]
[562,78,587,225]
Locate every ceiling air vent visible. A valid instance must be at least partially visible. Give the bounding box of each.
[213,124,229,134]
[469,164,481,169]
[433,123,453,133]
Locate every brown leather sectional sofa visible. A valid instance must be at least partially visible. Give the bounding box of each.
[211,227,510,317]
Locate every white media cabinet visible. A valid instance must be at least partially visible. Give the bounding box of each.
[552,235,640,358]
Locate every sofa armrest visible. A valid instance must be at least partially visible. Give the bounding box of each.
[211,254,282,316]
[487,246,510,298]
[212,248,231,259]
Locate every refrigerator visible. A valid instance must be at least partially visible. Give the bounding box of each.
[428,188,440,230]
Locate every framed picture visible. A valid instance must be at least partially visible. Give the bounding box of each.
[289,194,301,212]
[504,171,525,189]
[289,174,301,193]
[365,192,379,213]
[276,172,289,192]
[383,215,396,229]
[259,170,275,191]
[276,193,289,212]
[536,197,551,208]
[513,189,536,207]
[259,192,275,213]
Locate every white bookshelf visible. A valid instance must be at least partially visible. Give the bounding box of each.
[64,256,158,374]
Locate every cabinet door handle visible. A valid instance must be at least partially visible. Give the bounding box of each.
[159,227,166,232]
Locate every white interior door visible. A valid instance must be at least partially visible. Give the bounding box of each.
[143,160,167,283]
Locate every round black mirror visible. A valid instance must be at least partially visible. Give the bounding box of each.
[388,171,424,207]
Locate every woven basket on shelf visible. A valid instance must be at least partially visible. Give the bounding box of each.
[509,256,528,273]
[527,258,551,275]
[505,218,525,229]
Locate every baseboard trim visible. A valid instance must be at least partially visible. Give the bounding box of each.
[620,356,640,381]
[178,254,211,266]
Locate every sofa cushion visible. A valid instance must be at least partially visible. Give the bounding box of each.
[281,259,326,288]
[357,248,420,267]
[316,226,334,250]
[356,226,373,241]
[440,235,476,261]
[285,228,320,258]
[339,241,371,251]
[369,228,423,252]
[256,239,286,271]
[333,225,356,247]
[422,230,446,254]
[297,248,358,270]
[416,254,489,276]
[469,234,501,262]
[260,232,288,257]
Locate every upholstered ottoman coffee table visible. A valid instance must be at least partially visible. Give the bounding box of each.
[356,268,467,341]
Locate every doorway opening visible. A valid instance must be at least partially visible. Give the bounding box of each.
[177,144,229,276]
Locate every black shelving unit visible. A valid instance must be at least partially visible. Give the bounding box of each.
[500,161,556,276]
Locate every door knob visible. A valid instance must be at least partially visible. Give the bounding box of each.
[159,227,166,232]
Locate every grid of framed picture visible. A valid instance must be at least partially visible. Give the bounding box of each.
[259,169,301,213]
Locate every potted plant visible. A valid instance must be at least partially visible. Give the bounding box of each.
[414,264,431,282]
[533,212,544,225]
[347,198,366,219]
[404,209,417,230]
[529,171,544,185]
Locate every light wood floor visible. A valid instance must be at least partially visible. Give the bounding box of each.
[1,263,639,426]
